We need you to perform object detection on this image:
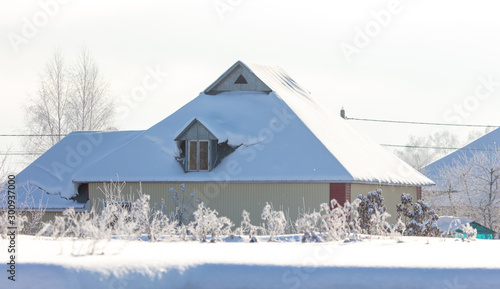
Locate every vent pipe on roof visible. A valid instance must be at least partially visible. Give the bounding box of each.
[340,107,346,119]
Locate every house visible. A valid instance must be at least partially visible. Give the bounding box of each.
[437,216,497,239]
[422,128,500,233]
[4,61,433,225]
[423,127,500,183]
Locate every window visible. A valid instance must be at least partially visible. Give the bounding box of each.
[234,74,248,84]
[188,140,209,171]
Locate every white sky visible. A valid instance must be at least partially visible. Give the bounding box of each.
[2,0,500,173]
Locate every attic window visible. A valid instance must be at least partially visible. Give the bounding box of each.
[188,140,210,171]
[175,119,218,172]
[234,74,247,84]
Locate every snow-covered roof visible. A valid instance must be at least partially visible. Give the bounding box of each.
[74,61,432,186]
[423,127,500,184]
[11,61,433,204]
[1,130,141,206]
[437,216,473,232]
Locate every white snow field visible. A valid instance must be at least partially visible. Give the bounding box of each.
[2,235,499,289]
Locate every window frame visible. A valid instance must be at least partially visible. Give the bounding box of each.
[187,139,210,172]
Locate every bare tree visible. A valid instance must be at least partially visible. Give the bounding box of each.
[394,130,460,170]
[23,48,113,159]
[470,150,500,231]
[429,148,500,232]
[67,47,113,131]
[24,49,70,159]
[0,152,10,186]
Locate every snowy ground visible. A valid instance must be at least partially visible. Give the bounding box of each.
[2,235,499,289]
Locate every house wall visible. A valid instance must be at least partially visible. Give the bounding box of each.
[89,182,329,226]
[89,182,421,227]
[350,184,418,223]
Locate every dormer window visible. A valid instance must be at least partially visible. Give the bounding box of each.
[189,140,209,171]
[175,119,217,172]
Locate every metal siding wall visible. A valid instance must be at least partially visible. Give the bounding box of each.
[19,211,64,234]
[90,182,329,226]
[350,184,417,224]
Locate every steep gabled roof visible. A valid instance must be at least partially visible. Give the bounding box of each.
[11,61,433,203]
[73,61,432,187]
[423,128,500,184]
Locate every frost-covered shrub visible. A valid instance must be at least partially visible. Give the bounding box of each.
[149,210,177,242]
[320,199,361,241]
[460,223,477,239]
[261,203,287,242]
[37,215,66,239]
[295,211,322,242]
[0,184,45,236]
[397,194,439,236]
[188,203,233,242]
[0,211,28,239]
[237,210,263,242]
[38,181,176,244]
[169,184,198,226]
[357,190,391,235]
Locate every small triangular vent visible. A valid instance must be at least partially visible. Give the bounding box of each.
[234,74,248,84]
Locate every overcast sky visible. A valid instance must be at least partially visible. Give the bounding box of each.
[2,0,500,172]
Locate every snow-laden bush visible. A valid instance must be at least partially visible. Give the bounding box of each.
[261,203,287,242]
[188,203,233,242]
[0,211,28,239]
[37,181,180,248]
[319,199,361,241]
[169,184,198,226]
[397,194,439,236]
[0,184,45,236]
[357,190,391,235]
[236,210,264,242]
[460,223,477,239]
[295,211,322,242]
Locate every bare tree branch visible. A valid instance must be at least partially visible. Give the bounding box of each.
[23,48,114,160]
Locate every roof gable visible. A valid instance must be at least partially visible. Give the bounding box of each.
[205,61,272,95]
[175,119,217,141]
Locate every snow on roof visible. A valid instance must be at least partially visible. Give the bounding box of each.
[437,216,473,232]
[0,186,87,211]
[5,130,142,204]
[423,127,500,184]
[74,61,432,186]
[13,61,432,205]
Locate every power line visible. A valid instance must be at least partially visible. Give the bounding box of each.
[346,117,499,128]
